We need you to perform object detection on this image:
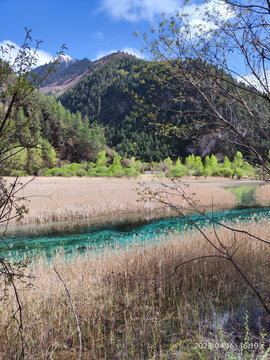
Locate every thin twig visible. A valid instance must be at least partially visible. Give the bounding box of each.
[54,267,82,360]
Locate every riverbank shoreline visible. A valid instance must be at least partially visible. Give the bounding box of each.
[4,175,267,235]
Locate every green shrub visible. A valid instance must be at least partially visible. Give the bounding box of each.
[10,170,26,177]
[212,169,222,176]
[204,155,211,167]
[124,168,140,178]
[166,165,187,177]
[58,168,72,177]
[150,161,157,170]
[209,154,218,168]
[185,154,196,169]
[87,169,97,177]
[235,168,246,179]
[232,151,244,169]
[203,154,219,176]
[194,158,203,176]
[121,157,133,168]
[96,151,107,167]
[194,168,204,176]
[96,166,108,174]
[202,166,212,177]
[105,170,114,177]
[69,163,82,171]
[134,159,143,172]
[96,172,109,177]
[242,161,254,176]
[104,147,117,163]
[163,157,173,168]
[221,168,234,177]
[114,170,126,178]
[110,156,123,174]
[46,168,60,176]
[46,167,73,177]
[76,169,87,177]
[38,152,256,179]
[222,156,231,169]
[175,157,182,167]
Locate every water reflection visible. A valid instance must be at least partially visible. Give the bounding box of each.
[224,184,260,207]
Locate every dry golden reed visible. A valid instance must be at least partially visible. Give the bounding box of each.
[8,176,236,229]
[256,184,270,206]
[0,219,269,359]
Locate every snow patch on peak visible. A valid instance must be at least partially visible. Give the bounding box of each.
[57,54,73,61]
[53,54,76,66]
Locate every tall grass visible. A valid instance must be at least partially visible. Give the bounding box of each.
[1,219,269,359]
[256,184,270,206]
[7,177,236,229]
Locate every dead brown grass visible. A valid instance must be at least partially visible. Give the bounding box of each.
[256,184,270,206]
[7,176,237,230]
[1,219,269,359]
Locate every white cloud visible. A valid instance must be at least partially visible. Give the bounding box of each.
[186,1,233,31]
[121,47,144,58]
[101,0,180,22]
[94,49,117,60]
[0,40,53,68]
[93,47,144,60]
[101,0,232,24]
[237,72,270,93]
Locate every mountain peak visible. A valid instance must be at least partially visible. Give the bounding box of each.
[34,51,137,96]
[94,51,132,67]
[54,54,75,64]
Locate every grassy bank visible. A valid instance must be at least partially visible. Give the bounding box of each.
[1,220,270,359]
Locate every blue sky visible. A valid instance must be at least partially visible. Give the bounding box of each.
[0,0,238,72]
[0,0,191,64]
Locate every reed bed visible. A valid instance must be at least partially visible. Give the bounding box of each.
[0,219,270,359]
[256,184,270,206]
[8,176,236,228]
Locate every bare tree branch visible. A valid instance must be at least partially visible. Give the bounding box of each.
[54,267,82,360]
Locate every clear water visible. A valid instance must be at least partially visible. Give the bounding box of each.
[2,205,270,262]
[224,184,260,207]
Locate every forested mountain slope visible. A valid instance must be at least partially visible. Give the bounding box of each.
[59,55,236,161]
[59,55,192,161]
[29,52,262,163]
[4,93,106,175]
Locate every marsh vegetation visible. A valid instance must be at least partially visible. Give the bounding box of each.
[1,218,270,359]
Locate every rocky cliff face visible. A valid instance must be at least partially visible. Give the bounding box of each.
[31,51,133,96]
[31,55,92,95]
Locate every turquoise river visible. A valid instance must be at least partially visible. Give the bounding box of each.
[1,184,269,261]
